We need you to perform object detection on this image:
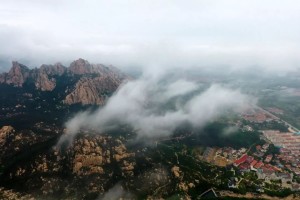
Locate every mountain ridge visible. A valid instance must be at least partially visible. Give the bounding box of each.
[0,58,128,105]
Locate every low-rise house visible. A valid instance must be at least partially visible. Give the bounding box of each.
[256,145,262,151]
[265,154,273,163]
[256,168,277,181]
[239,163,250,172]
[277,173,293,183]
[233,154,248,167]
[251,160,258,167]
[293,168,300,175]
[240,148,247,153]
[254,161,264,169]
[246,156,254,163]
[292,183,300,191]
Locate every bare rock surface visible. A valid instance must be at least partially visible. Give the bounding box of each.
[0,58,129,104]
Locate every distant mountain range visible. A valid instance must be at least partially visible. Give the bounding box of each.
[0,58,128,105]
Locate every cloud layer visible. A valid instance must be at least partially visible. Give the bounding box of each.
[61,71,254,143]
[97,183,134,200]
[1,0,300,72]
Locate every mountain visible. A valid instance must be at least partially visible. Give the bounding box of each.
[1,60,300,199]
[0,61,30,87]
[0,58,128,105]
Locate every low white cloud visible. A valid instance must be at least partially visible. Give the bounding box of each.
[97,183,134,200]
[222,126,239,136]
[60,71,255,143]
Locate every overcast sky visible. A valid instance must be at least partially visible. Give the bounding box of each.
[0,0,300,72]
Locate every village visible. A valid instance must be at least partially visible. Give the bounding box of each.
[198,106,300,194]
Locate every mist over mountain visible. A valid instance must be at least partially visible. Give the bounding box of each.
[62,71,254,144]
[1,59,300,199]
[1,1,300,199]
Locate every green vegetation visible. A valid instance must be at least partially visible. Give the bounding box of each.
[265,144,280,155]
[264,188,293,197]
[242,119,289,132]
[193,122,262,149]
[259,93,300,129]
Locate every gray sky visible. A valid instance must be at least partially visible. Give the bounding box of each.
[0,0,300,72]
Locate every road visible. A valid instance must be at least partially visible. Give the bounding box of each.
[255,105,300,132]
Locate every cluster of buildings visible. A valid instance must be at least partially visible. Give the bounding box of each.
[266,107,284,115]
[230,147,300,191]
[199,107,300,193]
[201,145,276,172]
[256,169,292,184]
[201,143,273,170]
[201,141,300,191]
[242,109,276,123]
[252,143,269,158]
[202,147,247,167]
[263,130,300,176]
[263,130,300,156]
[233,153,282,175]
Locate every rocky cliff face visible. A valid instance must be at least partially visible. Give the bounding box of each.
[64,59,128,105]
[0,58,128,104]
[34,73,56,91]
[40,63,66,76]
[0,61,62,90]
[3,62,30,87]
[64,75,122,105]
[31,63,66,91]
[68,58,93,75]
[68,58,122,76]
[0,126,14,146]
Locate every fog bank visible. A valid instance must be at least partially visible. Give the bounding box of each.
[60,70,255,144]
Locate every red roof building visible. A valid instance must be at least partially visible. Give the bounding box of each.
[234,154,248,166]
[250,160,258,167]
[254,161,264,169]
[239,163,250,171]
[246,156,254,163]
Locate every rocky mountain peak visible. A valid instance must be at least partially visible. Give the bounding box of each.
[34,72,56,91]
[0,126,14,146]
[68,58,93,75]
[40,63,66,76]
[10,61,29,71]
[0,59,129,104]
[64,75,123,105]
[6,61,30,86]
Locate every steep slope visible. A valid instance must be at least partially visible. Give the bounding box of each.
[0,58,128,105]
[0,62,30,87]
[64,75,122,105]
[63,58,128,105]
